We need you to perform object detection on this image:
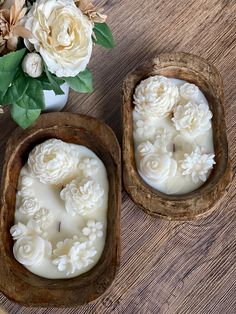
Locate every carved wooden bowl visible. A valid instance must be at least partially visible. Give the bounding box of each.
[0,113,121,306]
[123,52,232,220]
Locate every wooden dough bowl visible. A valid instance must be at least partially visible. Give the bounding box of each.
[123,52,232,220]
[0,113,121,307]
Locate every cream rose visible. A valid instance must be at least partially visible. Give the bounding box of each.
[60,177,104,216]
[172,101,212,138]
[139,153,177,183]
[13,235,52,266]
[28,139,78,185]
[24,0,93,77]
[133,76,179,117]
[179,82,199,100]
[19,196,40,216]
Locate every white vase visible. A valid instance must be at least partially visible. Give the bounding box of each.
[43,83,69,112]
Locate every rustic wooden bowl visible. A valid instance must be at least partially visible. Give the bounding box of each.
[123,52,232,220]
[0,112,121,307]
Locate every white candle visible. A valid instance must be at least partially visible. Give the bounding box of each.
[133,76,215,195]
[11,139,108,279]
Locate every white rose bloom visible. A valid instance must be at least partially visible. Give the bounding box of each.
[52,236,97,275]
[179,83,199,100]
[17,186,34,198]
[133,76,179,117]
[78,158,99,177]
[10,222,29,241]
[22,53,43,78]
[133,119,156,141]
[24,0,93,77]
[13,235,52,266]
[19,196,40,216]
[137,141,155,157]
[28,139,78,185]
[180,146,215,183]
[139,153,177,183]
[82,220,103,243]
[28,208,53,236]
[60,177,104,216]
[172,101,212,138]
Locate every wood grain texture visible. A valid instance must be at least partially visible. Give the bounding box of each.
[123,52,232,220]
[0,0,236,313]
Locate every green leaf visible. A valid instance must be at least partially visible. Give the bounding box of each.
[11,103,41,129]
[3,70,29,104]
[64,68,93,93]
[44,66,65,95]
[36,74,53,90]
[93,23,115,49]
[0,49,26,101]
[25,79,45,109]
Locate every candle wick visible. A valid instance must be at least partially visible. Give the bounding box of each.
[173,143,176,153]
[58,221,61,232]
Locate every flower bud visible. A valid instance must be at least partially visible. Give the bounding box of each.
[22,53,43,78]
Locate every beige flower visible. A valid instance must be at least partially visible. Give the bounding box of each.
[0,0,31,55]
[75,0,107,24]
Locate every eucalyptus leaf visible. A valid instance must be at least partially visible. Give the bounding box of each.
[11,103,41,129]
[44,66,65,95]
[0,49,26,101]
[64,68,93,93]
[93,23,115,49]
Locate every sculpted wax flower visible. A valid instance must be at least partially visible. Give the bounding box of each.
[52,236,97,275]
[19,196,40,216]
[13,235,52,266]
[24,0,93,77]
[172,101,212,138]
[82,220,103,243]
[60,177,104,216]
[133,76,179,117]
[139,153,177,183]
[179,82,199,100]
[28,139,78,185]
[180,146,215,183]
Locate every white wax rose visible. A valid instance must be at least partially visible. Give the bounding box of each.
[137,141,155,157]
[13,235,52,266]
[78,158,99,177]
[52,236,97,275]
[179,83,199,100]
[24,0,93,77]
[28,139,78,185]
[19,196,40,216]
[180,146,215,183]
[172,101,212,138]
[133,76,179,117]
[60,177,104,216]
[19,175,34,188]
[22,53,43,78]
[139,153,177,183]
[133,119,156,141]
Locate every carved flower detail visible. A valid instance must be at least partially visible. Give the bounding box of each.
[133,119,156,141]
[137,141,155,157]
[52,236,97,275]
[180,146,215,183]
[28,208,53,236]
[78,157,99,177]
[179,82,199,100]
[153,128,173,153]
[60,177,104,216]
[133,76,179,117]
[82,220,103,243]
[139,152,177,183]
[10,222,29,240]
[13,235,52,266]
[172,101,212,138]
[18,196,40,216]
[19,175,34,188]
[28,139,78,185]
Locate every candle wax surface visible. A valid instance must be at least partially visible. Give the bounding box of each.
[14,144,108,279]
[133,78,215,195]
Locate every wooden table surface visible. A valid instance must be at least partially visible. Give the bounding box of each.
[0,0,236,313]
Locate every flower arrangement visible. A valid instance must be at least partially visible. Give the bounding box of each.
[0,0,115,128]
